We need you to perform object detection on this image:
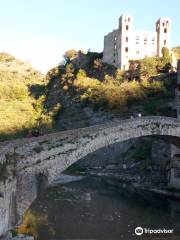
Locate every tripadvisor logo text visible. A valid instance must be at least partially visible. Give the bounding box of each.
[135,227,174,236]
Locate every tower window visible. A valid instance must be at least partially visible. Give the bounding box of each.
[125,47,128,52]
[126,25,129,30]
[164,28,167,33]
[162,22,165,26]
[164,40,167,45]
[126,37,128,42]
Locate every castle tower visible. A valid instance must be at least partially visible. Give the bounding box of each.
[156,17,171,57]
[119,14,133,70]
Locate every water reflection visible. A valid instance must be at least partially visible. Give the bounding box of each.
[18,176,180,240]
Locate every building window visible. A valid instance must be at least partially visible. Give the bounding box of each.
[144,37,147,42]
[164,28,167,33]
[126,37,128,42]
[125,47,128,52]
[114,44,117,49]
[136,42,139,44]
[126,25,129,30]
[162,22,165,26]
[128,17,130,22]
[114,36,117,41]
[136,50,139,54]
[164,40,167,45]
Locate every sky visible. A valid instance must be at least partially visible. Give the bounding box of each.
[0,0,179,73]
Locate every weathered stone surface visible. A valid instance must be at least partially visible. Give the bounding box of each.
[0,116,180,236]
[3,233,34,240]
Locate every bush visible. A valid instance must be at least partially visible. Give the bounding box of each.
[162,47,172,65]
[74,74,167,111]
[77,69,87,79]
[139,57,158,77]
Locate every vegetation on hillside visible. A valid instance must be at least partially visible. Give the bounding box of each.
[45,47,175,118]
[0,47,177,141]
[0,53,54,141]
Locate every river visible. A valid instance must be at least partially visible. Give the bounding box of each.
[18,174,180,240]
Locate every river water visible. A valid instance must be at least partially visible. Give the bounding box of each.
[19,175,180,240]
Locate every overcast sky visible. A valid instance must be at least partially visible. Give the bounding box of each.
[0,0,179,73]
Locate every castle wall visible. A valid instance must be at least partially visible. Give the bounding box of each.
[102,29,119,67]
[132,30,157,59]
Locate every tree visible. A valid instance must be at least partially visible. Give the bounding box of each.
[172,46,180,60]
[139,57,158,77]
[115,69,125,83]
[63,49,78,63]
[61,63,75,83]
[93,58,103,69]
[77,69,87,79]
[162,47,172,65]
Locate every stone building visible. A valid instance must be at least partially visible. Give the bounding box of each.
[103,14,171,70]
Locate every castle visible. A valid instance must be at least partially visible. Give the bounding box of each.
[103,14,171,70]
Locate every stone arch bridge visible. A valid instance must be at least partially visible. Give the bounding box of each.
[0,116,180,237]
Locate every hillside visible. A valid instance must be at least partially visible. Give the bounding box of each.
[43,50,176,131]
[0,50,177,141]
[0,52,49,141]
